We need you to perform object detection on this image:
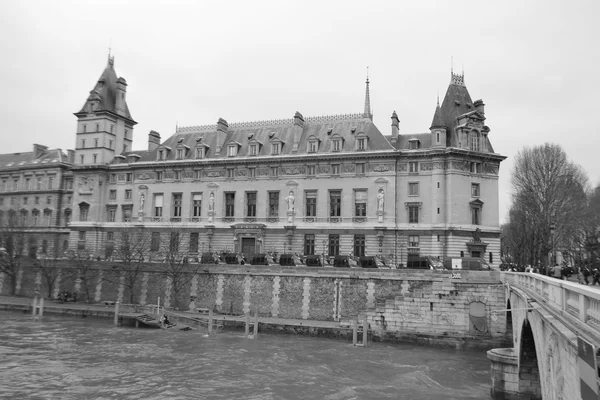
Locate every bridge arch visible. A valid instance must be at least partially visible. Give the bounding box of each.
[518,319,542,400]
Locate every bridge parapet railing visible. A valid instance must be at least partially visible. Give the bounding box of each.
[502,272,600,333]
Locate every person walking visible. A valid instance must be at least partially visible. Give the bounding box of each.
[593,268,600,286]
[551,263,563,280]
[582,266,591,285]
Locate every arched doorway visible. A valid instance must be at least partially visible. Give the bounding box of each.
[518,320,542,399]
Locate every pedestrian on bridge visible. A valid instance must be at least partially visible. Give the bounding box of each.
[592,268,600,286]
[551,264,563,280]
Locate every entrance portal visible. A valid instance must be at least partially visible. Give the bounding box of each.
[241,238,256,257]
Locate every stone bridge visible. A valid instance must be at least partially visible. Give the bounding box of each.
[488,272,600,399]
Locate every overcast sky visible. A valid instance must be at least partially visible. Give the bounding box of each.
[1,0,598,223]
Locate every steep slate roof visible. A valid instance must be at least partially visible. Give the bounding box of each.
[132,113,394,162]
[394,133,432,150]
[0,148,68,169]
[76,56,134,121]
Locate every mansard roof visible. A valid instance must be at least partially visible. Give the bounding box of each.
[75,55,135,122]
[133,113,394,162]
[0,147,68,170]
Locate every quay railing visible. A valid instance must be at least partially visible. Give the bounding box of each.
[502,272,600,337]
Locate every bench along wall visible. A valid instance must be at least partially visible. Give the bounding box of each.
[0,265,509,348]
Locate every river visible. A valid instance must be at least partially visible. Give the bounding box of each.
[0,313,492,399]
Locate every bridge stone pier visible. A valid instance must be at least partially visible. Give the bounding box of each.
[488,273,600,400]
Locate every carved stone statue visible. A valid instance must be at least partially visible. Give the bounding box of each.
[208,192,215,211]
[139,193,145,210]
[473,228,482,243]
[285,190,295,211]
[377,188,385,212]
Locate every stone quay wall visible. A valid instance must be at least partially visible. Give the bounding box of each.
[0,263,509,348]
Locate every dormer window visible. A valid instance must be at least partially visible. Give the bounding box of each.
[332,140,341,152]
[176,148,184,159]
[157,147,171,161]
[228,145,237,157]
[195,147,204,159]
[271,143,280,155]
[470,131,480,152]
[308,141,318,153]
[158,150,164,160]
[249,144,258,156]
[408,139,420,150]
[355,132,368,151]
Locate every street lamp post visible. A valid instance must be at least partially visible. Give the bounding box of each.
[550,222,556,267]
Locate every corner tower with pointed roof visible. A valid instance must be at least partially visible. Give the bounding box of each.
[73,54,137,166]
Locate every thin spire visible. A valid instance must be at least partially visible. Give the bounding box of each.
[107,38,115,68]
[363,67,372,120]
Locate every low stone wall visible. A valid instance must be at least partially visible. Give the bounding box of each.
[0,262,510,348]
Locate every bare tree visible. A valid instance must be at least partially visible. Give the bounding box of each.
[509,143,589,269]
[104,228,151,304]
[33,255,61,299]
[0,209,30,295]
[66,249,98,303]
[157,229,200,310]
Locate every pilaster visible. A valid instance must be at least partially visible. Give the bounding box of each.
[302,277,311,319]
[94,270,103,302]
[243,275,252,314]
[139,272,149,305]
[271,276,281,317]
[215,274,224,311]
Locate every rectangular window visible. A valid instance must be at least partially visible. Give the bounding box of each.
[109,140,113,149]
[332,164,340,175]
[169,232,179,253]
[328,234,340,256]
[408,235,419,248]
[409,206,419,223]
[227,168,234,178]
[272,143,280,155]
[151,232,161,252]
[177,149,184,159]
[189,232,199,253]
[268,191,279,217]
[329,190,341,217]
[489,252,493,263]
[23,197,28,205]
[228,146,237,157]
[80,155,84,164]
[354,234,365,257]
[225,192,235,217]
[24,178,30,190]
[248,167,256,178]
[13,178,19,191]
[470,162,481,173]
[79,231,86,241]
[196,147,204,159]
[307,165,316,176]
[249,144,257,156]
[270,167,278,177]
[126,173,132,183]
[305,190,317,217]
[472,207,481,225]
[94,138,99,147]
[122,207,132,222]
[109,190,117,200]
[36,177,42,190]
[356,163,365,174]
[471,183,480,197]
[110,174,116,183]
[409,162,418,173]
[46,196,51,205]
[246,192,257,217]
[82,139,86,148]
[158,150,164,161]
[332,140,341,152]
[357,138,366,151]
[408,182,419,196]
[154,194,163,217]
[107,232,114,241]
[108,208,116,222]
[172,193,182,217]
[192,194,202,217]
[156,171,163,180]
[35,196,39,205]
[195,170,202,179]
[304,234,315,255]
[354,189,367,217]
[96,124,99,132]
[48,177,54,189]
[125,190,132,200]
[308,141,317,153]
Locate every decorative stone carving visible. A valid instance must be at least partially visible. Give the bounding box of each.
[282,166,305,175]
[432,162,446,170]
[398,163,407,172]
[137,172,153,180]
[285,191,295,211]
[165,172,174,179]
[183,171,194,179]
[343,165,355,173]
[318,166,330,174]
[372,164,393,172]
[257,168,270,176]
[205,170,224,178]
[420,163,433,171]
[236,169,247,177]
[78,177,94,195]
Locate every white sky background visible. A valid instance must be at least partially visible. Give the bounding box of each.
[0,0,598,223]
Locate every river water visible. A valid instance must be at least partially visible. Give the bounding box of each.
[0,313,492,399]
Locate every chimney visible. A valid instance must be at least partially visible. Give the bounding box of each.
[292,111,304,153]
[391,111,399,144]
[67,149,75,164]
[33,144,48,158]
[216,118,228,155]
[148,130,161,151]
[474,99,485,116]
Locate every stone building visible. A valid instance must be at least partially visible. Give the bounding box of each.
[0,144,74,256]
[64,56,504,267]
